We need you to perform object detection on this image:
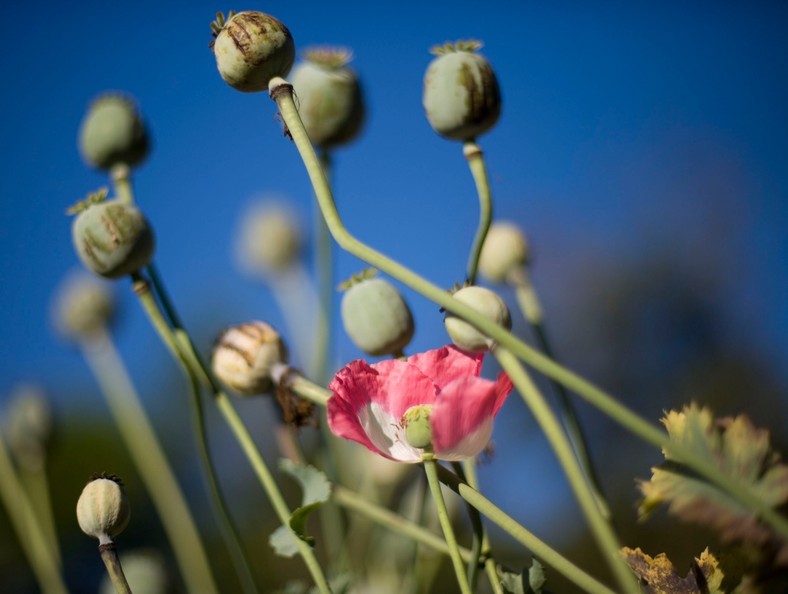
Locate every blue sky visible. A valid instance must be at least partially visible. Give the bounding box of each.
[2,0,787,567]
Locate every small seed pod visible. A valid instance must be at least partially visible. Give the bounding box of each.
[212,321,288,395]
[76,474,130,545]
[290,47,365,148]
[71,194,155,279]
[213,11,295,92]
[5,384,53,470]
[402,404,433,450]
[52,271,115,341]
[78,94,150,171]
[478,222,530,283]
[235,200,303,276]
[341,273,415,357]
[444,286,511,352]
[422,40,501,141]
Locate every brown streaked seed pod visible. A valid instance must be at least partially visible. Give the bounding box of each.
[212,321,288,395]
[76,474,130,545]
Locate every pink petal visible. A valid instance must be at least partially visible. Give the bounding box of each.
[430,376,501,459]
[493,371,514,415]
[407,345,483,390]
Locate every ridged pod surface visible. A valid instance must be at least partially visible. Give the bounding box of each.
[213,11,295,92]
[76,475,130,545]
[212,321,288,395]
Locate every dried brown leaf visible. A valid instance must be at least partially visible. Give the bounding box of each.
[622,546,724,593]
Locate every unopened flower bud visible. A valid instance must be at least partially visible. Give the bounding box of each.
[212,321,288,395]
[478,222,530,283]
[235,201,303,276]
[78,94,150,170]
[52,271,115,340]
[341,273,415,357]
[423,41,501,141]
[213,11,295,92]
[444,286,511,352]
[5,384,53,470]
[70,192,155,279]
[77,474,130,545]
[402,404,433,450]
[290,47,365,148]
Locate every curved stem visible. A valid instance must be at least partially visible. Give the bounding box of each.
[99,543,132,594]
[423,459,472,594]
[0,433,68,594]
[313,148,335,383]
[463,141,493,285]
[81,329,219,594]
[494,348,636,593]
[267,76,788,541]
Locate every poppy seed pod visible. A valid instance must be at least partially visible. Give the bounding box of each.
[212,321,288,395]
[341,274,415,357]
[444,286,511,352]
[52,271,115,340]
[213,11,295,92]
[422,41,501,141]
[5,384,53,470]
[478,222,530,283]
[71,195,155,279]
[290,47,365,148]
[76,474,130,545]
[235,201,303,276]
[78,94,149,170]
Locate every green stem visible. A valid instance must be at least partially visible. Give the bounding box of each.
[510,267,610,520]
[131,275,259,594]
[19,465,61,568]
[313,148,335,383]
[495,348,636,593]
[267,76,788,541]
[110,164,133,205]
[452,462,483,588]
[463,141,493,285]
[436,466,616,594]
[99,543,132,594]
[423,458,472,594]
[0,433,68,594]
[81,329,220,594]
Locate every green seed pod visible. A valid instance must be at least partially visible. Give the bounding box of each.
[71,193,155,279]
[78,94,150,171]
[235,200,303,276]
[290,47,365,148]
[341,273,415,357]
[76,474,130,545]
[213,11,295,93]
[478,222,530,283]
[422,40,501,141]
[402,404,433,450]
[444,286,511,352]
[5,384,53,471]
[212,321,288,395]
[52,271,115,340]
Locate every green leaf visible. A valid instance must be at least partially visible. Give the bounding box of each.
[269,459,332,557]
[639,404,788,564]
[622,546,725,593]
[499,560,549,594]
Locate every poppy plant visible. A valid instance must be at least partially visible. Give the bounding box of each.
[327,345,513,462]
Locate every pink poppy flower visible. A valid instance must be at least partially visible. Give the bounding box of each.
[327,345,513,462]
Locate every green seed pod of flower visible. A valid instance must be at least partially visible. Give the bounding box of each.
[76,474,130,545]
[52,271,115,341]
[78,94,150,171]
[212,321,288,395]
[478,222,530,283]
[341,273,415,357]
[290,47,365,148]
[71,193,155,280]
[444,286,511,352]
[213,11,295,93]
[5,384,53,471]
[402,404,433,450]
[422,40,501,141]
[235,200,303,276]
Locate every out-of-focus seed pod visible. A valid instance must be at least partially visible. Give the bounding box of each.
[290,47,365,148]
[99,549,169,594]
[341,273,415,357]
[70,192,155,279]
[478,222,530,283]
[76,474,130,546]
[213,11,295,92]
[444,286,511,352]
[78,94,150,171]
[212,321,288,395]
[52,271,115,341]
[422,40,501,141]
[5,384,53,470]
[235,200,303,276]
